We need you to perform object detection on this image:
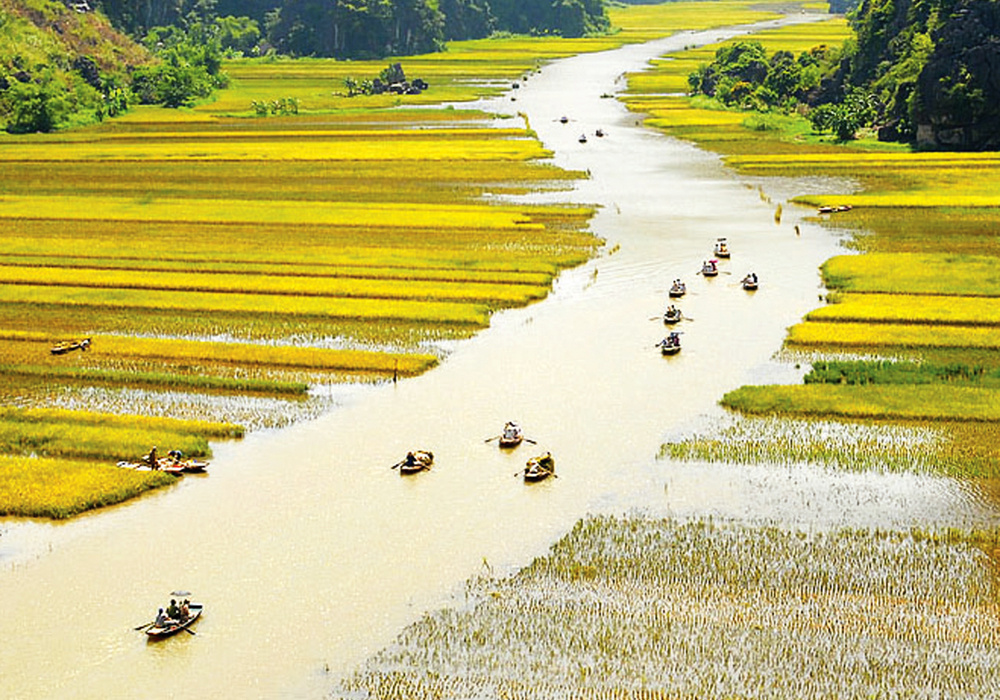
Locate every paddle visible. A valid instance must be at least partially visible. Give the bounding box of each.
[134,621,155,631]
[182,627,196,635]
[524,438,538,445]
[484,435,501,443]
[390,460,404,470]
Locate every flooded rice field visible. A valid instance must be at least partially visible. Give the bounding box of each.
[2,17,1000,700]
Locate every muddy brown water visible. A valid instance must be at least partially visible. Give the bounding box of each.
[3,18,999,699]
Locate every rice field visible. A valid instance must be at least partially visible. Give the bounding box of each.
[334,515,1000,698]
[0,454,176,519]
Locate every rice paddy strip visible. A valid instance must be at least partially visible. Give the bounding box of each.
[661,416,943,474]
[822,253,1000,296]
[809,293,1000,326]
[0,364,309,396]
[0,285,490,326]
[0,257,557,286]
[0,133,550,162]
[0,195,546,231]
[335,516,1000,698]
[0,454,176,519]
[721,384,1000,422]
[0,406,242,439]
[787,321,1000,350]
[0,265,549,306]
[25,335,437,376]
[0,418,210,462]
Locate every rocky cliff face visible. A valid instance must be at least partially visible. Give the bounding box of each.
[914,0,1000,149]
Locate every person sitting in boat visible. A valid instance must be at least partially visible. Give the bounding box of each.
[404,451,418,466]
[155,608,169,627]
[179,599,191,622]
[166,599,181,622]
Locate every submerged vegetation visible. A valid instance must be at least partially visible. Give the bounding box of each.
[335,515,1000,698]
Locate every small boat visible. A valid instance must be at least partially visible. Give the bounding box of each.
[595,128,605,137]
[398,449,433,474]
[524,452,555,482]
[559,115,569,124]
[498,421,524,448]
[700,259,719,277]
[663,305,682,324]
[741,272,759,291]
[668,280,686,298]
[657,332,682,355]
[50,337,91,355]
[714,238,730,258]
[578,133,588,143]
[818,204,853,214]
[146,604,203,639]
[164,450,209,473]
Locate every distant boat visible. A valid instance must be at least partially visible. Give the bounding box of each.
[668,280,686,298]
[579,133,588,143]
[595,128,605,137]
[559,115,569,124]
[700,259,719,277]
[741,272,759,291]
[714,238,730,258]
[663,306,682,324]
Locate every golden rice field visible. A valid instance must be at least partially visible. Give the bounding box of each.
[821,253,1000,296]
[0,454,176,519]
[334,515,1000,698]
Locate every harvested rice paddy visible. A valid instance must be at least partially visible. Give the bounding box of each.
[334,515,1000,699]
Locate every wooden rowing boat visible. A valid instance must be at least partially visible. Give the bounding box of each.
[741,273,759,291]
[714,238,730,258]
[668,280,686,298]
[50,338,91,355]
[700,260,719,277]
[146,604,203,639]
[498,421,524,448]
[663,306,682,324]
[657,332,681,355]
[524,452,555,482]
[398,449,433,474]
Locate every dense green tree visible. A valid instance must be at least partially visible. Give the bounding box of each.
[4,74,71,133]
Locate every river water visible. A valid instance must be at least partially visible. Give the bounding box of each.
[3,18,999,700]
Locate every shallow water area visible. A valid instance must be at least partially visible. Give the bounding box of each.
[2,17,1000,700]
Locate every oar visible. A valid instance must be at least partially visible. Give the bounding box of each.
[390,460,405,470]
[182,627,196,635]
[524,437,538,445]
[484,435,501,443]
[134,621,155,631]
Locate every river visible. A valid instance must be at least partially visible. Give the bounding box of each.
[2,17,998,700]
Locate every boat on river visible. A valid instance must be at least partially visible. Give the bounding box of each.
[668,280,686,298]
[700,259,719,277]
[146,603,203,639]
[714,238,730,258]
[741,272,759,291]
[498,421,524,448]
[396,449,433,474]
[663,305,682,324]
[657,332,682,355]
[579,133,588,143]
[524,452,555,482]
[50,337,90,355]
